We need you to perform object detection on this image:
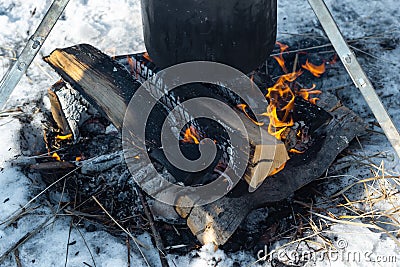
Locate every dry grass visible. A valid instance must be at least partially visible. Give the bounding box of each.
[252,151,400,266]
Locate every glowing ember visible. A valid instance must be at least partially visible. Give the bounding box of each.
[75,156,82,161]
[56,133,73,141]
[273,41,289,73]
[52,152,61,161]
[301,59,326,78]
[182,125,202,145]
[237,104,264,126]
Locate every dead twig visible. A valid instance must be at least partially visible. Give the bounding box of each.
[292,53,299,73]
[1,167,81,227]
[91,196,150,266]
[126,236,131,267]
[0,107,23,117]
[0,205,42,227]
[64,220,73,267]
[73,223,97,267]
[311,212,400,247]
[0,217,52,264]
[271,30,400,57]
[137,186,170,267]
[270,43,333,57]
[330,175,400,198]
[14,249,22,267]
[349,44,399,66]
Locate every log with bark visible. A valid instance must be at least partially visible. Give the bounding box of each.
[44,44,365,245]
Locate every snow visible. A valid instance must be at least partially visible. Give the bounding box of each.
[1,0,399,266]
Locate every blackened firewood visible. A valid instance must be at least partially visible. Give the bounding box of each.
[293,97,332,134]
[44,44,289,190]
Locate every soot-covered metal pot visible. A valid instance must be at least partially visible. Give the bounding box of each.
[141,0,277,74]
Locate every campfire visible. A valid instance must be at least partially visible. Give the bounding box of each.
[22,36,361,249]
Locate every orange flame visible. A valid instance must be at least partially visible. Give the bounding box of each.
[127,56,135,73]
[52,152,61,161]
[297,84,322,105]
[301,59,326,78]
[75,156,82,162]
[262,71,302,140]
[143,52,152,62]
[182,125,201,145]
[237,104,264,126]
[269,162,286,176]
[56,134,73,141]
[289,148,305,154]
[273,42,289,73]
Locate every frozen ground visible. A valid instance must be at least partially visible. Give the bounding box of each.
[0,0,399,266]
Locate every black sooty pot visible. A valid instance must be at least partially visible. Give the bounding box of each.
[141,0,277,74]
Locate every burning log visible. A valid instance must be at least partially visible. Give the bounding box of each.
[43,44,365,246]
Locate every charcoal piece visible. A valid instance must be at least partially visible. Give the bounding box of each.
[293,96,332,134]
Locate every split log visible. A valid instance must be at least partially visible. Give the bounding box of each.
[43,44,365,246]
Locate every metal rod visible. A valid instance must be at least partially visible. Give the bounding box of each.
[308,0,400,158]
[0,0,70,110]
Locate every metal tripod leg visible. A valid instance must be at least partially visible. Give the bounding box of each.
[0,0,70,110]
[308,0,400,158]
